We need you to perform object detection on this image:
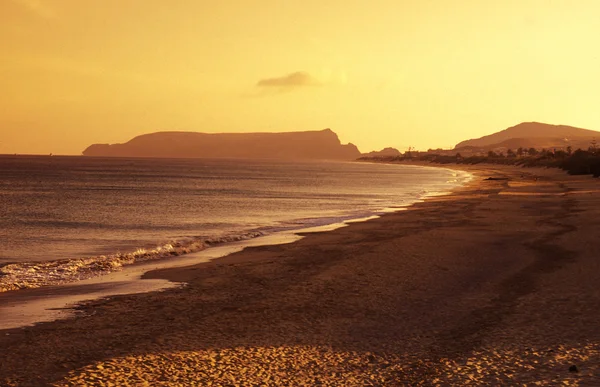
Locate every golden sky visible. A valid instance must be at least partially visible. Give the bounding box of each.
[2,0,600,155]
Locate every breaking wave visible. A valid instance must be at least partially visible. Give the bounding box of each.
[0,231,264,293]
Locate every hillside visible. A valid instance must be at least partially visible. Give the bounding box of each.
[361,147,401,158]
[82,129,361,161]
[455,122,600,150]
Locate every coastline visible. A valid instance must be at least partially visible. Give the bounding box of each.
[2,164,600,385]
[0,161,466,293]
[0,164,469,330]
[141,165,477,284]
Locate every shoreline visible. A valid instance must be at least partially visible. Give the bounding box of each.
[0,162,468,293]
[141,166,478,284]
[2,164,599,385]
[0,164,471,330]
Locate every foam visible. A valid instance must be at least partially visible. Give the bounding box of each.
[0,167,473,294]
[0,231,263,292]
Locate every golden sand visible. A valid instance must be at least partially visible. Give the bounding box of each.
[1,164,599,386]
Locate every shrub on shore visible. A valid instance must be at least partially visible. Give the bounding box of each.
[358,148,600,177]
[559,149,600,177]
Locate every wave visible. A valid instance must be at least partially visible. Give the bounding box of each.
[0,167,473,293]
[0,231,264,293]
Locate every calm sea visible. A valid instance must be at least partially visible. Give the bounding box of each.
[0,156,470,289]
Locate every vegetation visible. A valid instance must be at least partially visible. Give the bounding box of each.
[359,146,600,177]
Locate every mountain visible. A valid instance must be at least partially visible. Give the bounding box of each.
[361,147,401,158]
[455,122,600,150]
[82,129,361,161]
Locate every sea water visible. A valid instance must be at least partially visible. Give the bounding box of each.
[0,156,470,291]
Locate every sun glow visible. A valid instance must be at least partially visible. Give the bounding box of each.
[2,0,600,154]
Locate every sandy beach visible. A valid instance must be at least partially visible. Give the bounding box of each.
[1,164,599,386]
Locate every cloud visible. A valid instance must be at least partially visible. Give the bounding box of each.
[247,69,347,97]
[256,71,321,90]
[11,0,55,18]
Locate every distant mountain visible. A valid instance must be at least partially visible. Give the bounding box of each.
[455,122,600,150]
[82,129,361,161]
[361,147,401,158]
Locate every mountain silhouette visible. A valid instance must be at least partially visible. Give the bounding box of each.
[455,122,600,150]
[361,147,401,157]
[82,129,361,161]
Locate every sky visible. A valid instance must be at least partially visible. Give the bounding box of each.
[2,0,600,155]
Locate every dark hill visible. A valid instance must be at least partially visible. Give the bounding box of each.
[361,147,401,158]
[83,129,361,161]
[455,122,600,149]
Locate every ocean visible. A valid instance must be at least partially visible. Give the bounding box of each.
[0,156,470,291]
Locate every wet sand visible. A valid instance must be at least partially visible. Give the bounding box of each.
[1,164,600,386]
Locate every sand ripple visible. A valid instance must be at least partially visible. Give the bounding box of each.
[52,344,599,386]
